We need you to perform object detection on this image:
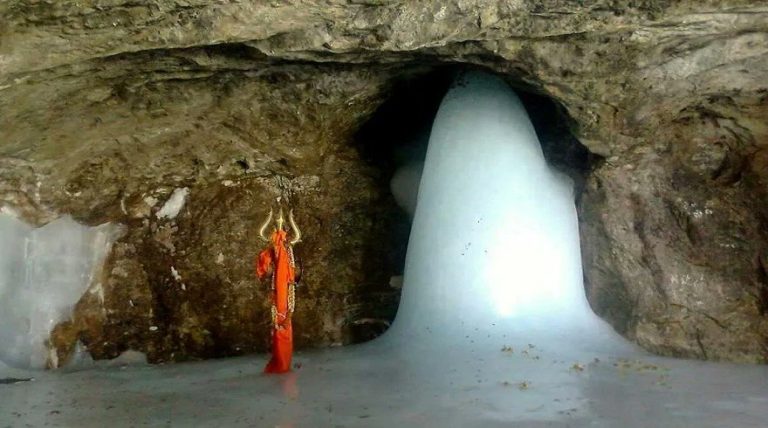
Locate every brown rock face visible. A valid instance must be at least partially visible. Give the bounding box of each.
[31,62,412,364]
[580,138,768,363]
[51,172,407,363]
[1,1,767,363]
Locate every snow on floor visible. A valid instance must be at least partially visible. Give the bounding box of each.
[1,72,767,427]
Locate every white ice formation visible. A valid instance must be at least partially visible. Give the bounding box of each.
[386,70,625,351]
[156,187,189,219]
[0,213,122,369]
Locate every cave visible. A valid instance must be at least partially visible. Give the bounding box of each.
[351,65,596,339]
[2,2,768,427]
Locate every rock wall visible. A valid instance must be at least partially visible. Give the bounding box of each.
[1,1,767,363]
[1,50,412,364]
[580,104,768,363]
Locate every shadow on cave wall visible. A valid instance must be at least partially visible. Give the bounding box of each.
[351,65,595,342]
[357,65,594,186]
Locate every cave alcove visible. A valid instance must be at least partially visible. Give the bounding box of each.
[351,65,596,341]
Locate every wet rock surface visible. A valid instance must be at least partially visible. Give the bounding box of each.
[1,1,767,363]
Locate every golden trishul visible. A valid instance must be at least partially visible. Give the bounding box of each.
[257,207,302,245]
[258,207,301,322]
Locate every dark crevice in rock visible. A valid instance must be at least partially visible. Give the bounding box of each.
[517,90,596,182]
[235,159,250,171]
[0,378,33,385]
[354,66,455,171]
[695,329,709,360]
[756,254,768,317]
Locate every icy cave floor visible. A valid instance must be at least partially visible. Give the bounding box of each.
[2,330,768,428]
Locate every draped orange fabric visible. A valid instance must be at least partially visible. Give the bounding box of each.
[256,229,296,374]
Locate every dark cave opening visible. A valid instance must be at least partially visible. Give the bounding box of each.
[347,67,455,343]
[355,66,456,172]
[350,65,595,342]
[356,65,595,197]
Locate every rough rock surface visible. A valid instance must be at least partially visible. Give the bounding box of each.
[1,1,767,363]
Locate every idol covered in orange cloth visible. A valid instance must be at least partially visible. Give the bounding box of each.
[256,208,302,374]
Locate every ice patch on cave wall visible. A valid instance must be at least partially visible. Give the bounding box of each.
[0,213,123,369]
[156,187,189,219]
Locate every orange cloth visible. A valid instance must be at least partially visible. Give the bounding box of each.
[257,229,296,374]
